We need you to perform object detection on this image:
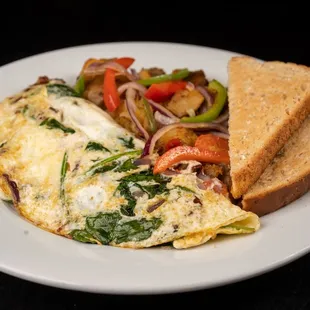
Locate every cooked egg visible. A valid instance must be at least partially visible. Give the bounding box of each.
[0,79,260,249]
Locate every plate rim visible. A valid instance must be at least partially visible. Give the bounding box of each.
[0,41,308,295]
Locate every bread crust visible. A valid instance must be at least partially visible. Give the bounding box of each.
[242,173,310,216]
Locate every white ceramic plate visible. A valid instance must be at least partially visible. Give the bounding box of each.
[0,42,309,295]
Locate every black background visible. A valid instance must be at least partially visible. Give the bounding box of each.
[1,2,310,309]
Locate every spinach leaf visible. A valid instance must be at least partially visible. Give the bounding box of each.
[85,141,110,153]
[2,199,13,204]
[139,183,169,199]
[116,181,136,217]
[120,170,169,184]
[118,136,135,149]
[60,152,68,204]
[85,150,141,177]
[71,211,162,245]
[70,230,98,244]
[91,162,118,176]
[113,217,162,244]
[115,169,171,216]
[22,105,29,115]
[47,83,80,98]
[40,118,75,134]
[175,185,195,193]
[85,211,122,244]
[114,158,137,173]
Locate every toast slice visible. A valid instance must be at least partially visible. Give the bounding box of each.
[242,115,310,216]
[228,56,310,199]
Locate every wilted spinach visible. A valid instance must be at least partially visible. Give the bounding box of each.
[47,83,80,98]
[70,211,162,245]
[85,150,141,177]
[60,152,69,204]
[175,185,195,194]
[40,118,75,134]
[116,169,171,216]
[118,136,135,149]
[85,141,110,153]
[114,158,137,173]
[70,230,97,244]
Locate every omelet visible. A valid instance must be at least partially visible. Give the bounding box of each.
[0,78,260,249]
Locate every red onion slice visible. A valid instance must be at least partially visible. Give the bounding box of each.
[141,136,152,157]
[211,110,229,124]
[186,82,195,91]
[130,68,139,80]
[126,88,150,141]
[118,82,147,96]
[2,174,20,204]
[144,98,180,122]
[197,171,211,182]
[84,61,134,81]
[147,199,166,213]
[196,86,213,109]
[154,111,176,125]
[134,158,152,166]
[148,122,228,156]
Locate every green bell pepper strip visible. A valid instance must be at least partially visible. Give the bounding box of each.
[180,79,227,123]
[143,98,157,134]
[74,75,85,96]
[138,69,190,86]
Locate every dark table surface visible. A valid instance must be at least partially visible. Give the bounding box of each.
[1,4,310,309]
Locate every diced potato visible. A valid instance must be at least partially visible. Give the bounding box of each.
[186,70,208,86]
[83,76,104,106]
[156,127,197,153]
[111,99,150,138]
[165,89,204,118]
[203,163,223,178]
[139,69,151,80]
[139,68,166,79]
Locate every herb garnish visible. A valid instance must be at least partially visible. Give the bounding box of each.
[40,118,75,134]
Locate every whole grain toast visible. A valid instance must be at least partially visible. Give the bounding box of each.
[242,115,310,216]
[228,56,310,199]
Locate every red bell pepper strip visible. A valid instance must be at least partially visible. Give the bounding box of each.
[153,144,230,174]
[103,57,135,112]
[165,138,182,152]
[194,133,229,153]
[114,57,135,69]
[144,81,187,102]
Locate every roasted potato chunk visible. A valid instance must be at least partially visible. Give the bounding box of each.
[83,76,104,106]
[111,99,150,138]
[203,163,223,178]
[165,89,204,118]
[139,67,166,79]
[186,70,208,86]
[156,127,197,153]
